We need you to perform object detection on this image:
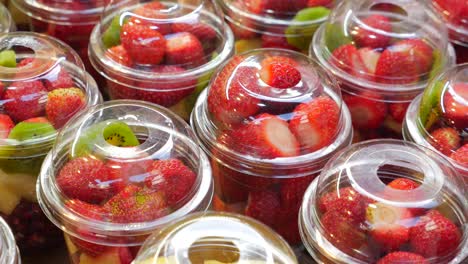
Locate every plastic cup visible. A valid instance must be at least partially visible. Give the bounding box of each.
[403,63,468,181]
[89,0,234,120]
[219,0,340,54]
[0,32,101,257]
[191,48,353,246]
[0,217,20,264]
[0,2,15,32]
[133,212,298,264]
[311,0,456,141]
[37,100,213,264]
[300,139,467,263]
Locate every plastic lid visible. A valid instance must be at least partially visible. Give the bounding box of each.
[0,32,100,158]
[312,0,453,99]
[431,0,468,45]
[0,3,14,33]
[38,100,213,246]
[0,217,18,264]
[192,48,352,176]
[133,212,298,264]
[89,0,234,96]
[300,139,467,264]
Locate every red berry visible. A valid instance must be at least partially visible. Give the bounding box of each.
[165,32,205,67]
[229,22,257,39]
[43,68,75,91]
[45,87,86,128]
[387,178,419,190]
[171,23,217,42]
[120,23,166,65]
[429,127,461,156]
[244,0,267,14]
[129,1,171,35]
[17,58,35,67]
[259,56,301,89]
[389,102,410,123]
[357,47,381,76]
[0,114,14,139]
[144,159,197,206]
[261,33,298,50]
[318,187,370,222]
[377,252,428,264]
[4,81,47,122]
[331,44,359,73]
[307,0,333,7]
[442,82,468,130]
[353,15,392,49]
[106,157,153,187]
[245,191,280,227]
[344,93,388,129]
[266,0,308,13]
[450,143,468,167]
[280,176,315,209]
[106,45,133,67]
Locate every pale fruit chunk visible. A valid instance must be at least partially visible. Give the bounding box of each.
[80,250,120,264]
[134,256,177,264]
[0,182,21,214]
[0,169,37,202]
[64,234,79,255]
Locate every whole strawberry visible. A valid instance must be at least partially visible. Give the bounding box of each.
[46,87,86,128]
[245,191,280,227]
[377,251,428,264]
[0,114,14,139]
[353,15,392,49]
[4,80,47,122]
[450,143,468,167]
[165,32,205,67]
[318,187,371,222]
[106,45,133,67]
[43,67,74,91]
[120,23,166,65]
[259,56,301,89]
[429,127,461,156]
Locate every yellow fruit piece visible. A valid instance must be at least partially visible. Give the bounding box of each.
[79,249,122,264]
[0,169,37,202]
[134,256,177,264]
[235,39,262,54]
[64,234,79,255]
[0,182,21,215]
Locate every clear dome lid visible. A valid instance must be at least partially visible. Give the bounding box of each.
[0,3,14,33]
[312,0,453,98]
[431,0,468,45]
[0,32,101,158]
[38,100,213,246]
[192,48,352,176]
[0,217,18,264]
[300,139,467,263]
[133,212,298,264]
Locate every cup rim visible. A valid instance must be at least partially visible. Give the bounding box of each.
[0,217,19,264]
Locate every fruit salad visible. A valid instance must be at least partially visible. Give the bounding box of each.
[404,63,468,180]
[311,0,455,141]
[89,0,234,120]
[37,100,213,264]
[219,0,338,54]
[0,217,20,264]
[431,0,468,64]
[132,212,298,264]
[0,2,14,33]
[0,32,101,256]
[190,49,353,246]
[300,139,467,263]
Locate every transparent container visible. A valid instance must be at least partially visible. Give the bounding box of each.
[403,63,468,181]
[0,217,20,264]
[0,32,101,256]
[191,48,353,246]
[89,0,234,120]
[133,212,298,264]
[300,139,467,264]
[37,100,213,264]
[219,0,339,54]
[311,0,456,141]
[0,2,15,33]
[431,0,468,64]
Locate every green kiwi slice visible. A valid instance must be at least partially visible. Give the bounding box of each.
[419,80,445,129]
[102,16,125,49]
[285,7,331,50]
[8,120,56,141]
[324,23,352,53]
[102,121,139,147]
[0,50,17,68]
[428,49,442,80]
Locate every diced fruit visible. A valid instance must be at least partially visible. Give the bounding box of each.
[4,80,47,122]
[245,191,280,227]
[429,127,461,156]
[120,23,166,65]
[0,169,37,202]
[165,32,205,67]
[377,252,428,264]
[45,87,86,128]
[8,118,56,141]
[43,68,74,91]
[106,45,133,67]
[0,114,14,139]
[344,93,387,129]
[0,182,21,214]
[450,144,468,167]
[353,15,391,49]
[442,82,468,130]
[285,7,331,50]
[0,50,16,68]
[79,247,133,264]
[289,96,340,152]
[259,56,301,89]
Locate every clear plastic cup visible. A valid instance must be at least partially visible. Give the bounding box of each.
[0,217,20,264]
[430,0,468,64]
[0,32,101,256]
[310,0,456,141]
[403,63,468,181]
[300,139,467,263]
[37,100,213,264]
[133,212,298,264]
[219,0,339,54]
[0,2,15,33]
[89,0,234,120]
[191,48,353,246]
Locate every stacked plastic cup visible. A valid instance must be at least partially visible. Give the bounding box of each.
[191,48,353,246]
[0,32,101,256]
[132,212,298,264]
[311,0,455,141]
[404,63,468,180]
[0,2,15,33]
[89,0,234,120]
[37,100,213,264]
[219,0,340,54]
[0,217,20,264]
[300,139,467,263]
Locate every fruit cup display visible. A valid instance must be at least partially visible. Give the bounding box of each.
[219,0,339,54]
[311,0,456,141]
[37,100,213,264]
[89,0,234,120]
[0,2,15,33]
[431,0,468,64]
[191,48,353,246]
[404,63,468,180]
[0,217,20,264]
[132,212,298,264]
[300,139,467,264]
[0,32,101,256]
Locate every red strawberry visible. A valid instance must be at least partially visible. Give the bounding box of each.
[129,1,171,35]
[105,45,133,67]
[245,191,280,227]
[289,96,340,153]
[266,0,308,13]
[410,210,461,258]
[17,58,35,67]
[331,44,359,73]
[280,175,316,209]
[429,127,461,156]
[0,82,4,98]
[57,157,118,204]
[144,159,196,206]
[120,23,166,65]
[4,81,47,122]
[308,0,333,7]
[107,80,139,100]
[229,22,257,39]
[261,33,298,50]
[442,82,468,129]
[43,68,74,91]
[165,32,205,67]
[353,15,392,49]
[451,143,468,167]
[104,185,167,223]
[106,156,153,187]
[377,252,428,264]
[275,217,301,244]
[318,187,370,222]
[388,178,419,190]
[171,23,217,42]
[207,56,260,124]
[45,87,86,128]
[344,93,387,129]
[389,102,409,123]
[244,0,267,14]
[259,56,301,89]
[0,114,14,139]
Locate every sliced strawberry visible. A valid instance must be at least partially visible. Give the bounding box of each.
[0,114,15,139]
[259,56,301,89]
[307,0,333,7]
[105,45,133,67]
[344,93,387,129]
[45,87,86,128]
[377,252,428,264]
[4,81,47,122]
[389,102,410,123]
[120,23,166,65]
[387,178,419,190]
[318,187,371,223]
[331,44,358,73]
[353,15,392,49]
[442,82,468,130]
[43,68,74,91]
[358,47,381,75]
[429,127,461,155]
[245,190,280,227]
[171,23,217,42]
[165,32,205,67]
[17,58,35,67]
[450,143,468,167]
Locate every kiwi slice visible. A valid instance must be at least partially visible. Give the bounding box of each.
[419,80,445,128]
[102,16,125,49]
[234,38,262,54]
[0,50,17,68]
[428,49,442,80]
[324,23,352,53]
[8,119,56,141]
[103,121,139,147]
[285,7,331,50]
